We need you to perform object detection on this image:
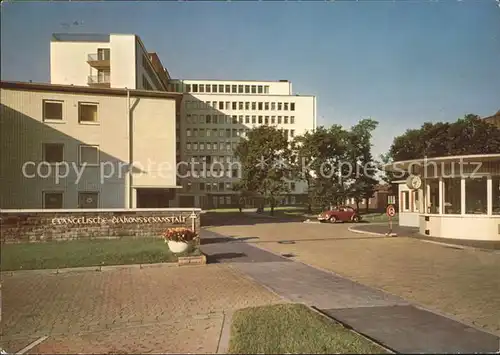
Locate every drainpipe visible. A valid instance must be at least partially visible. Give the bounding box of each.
[127,88,133,208]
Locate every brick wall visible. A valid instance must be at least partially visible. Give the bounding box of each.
[0,208,202,243]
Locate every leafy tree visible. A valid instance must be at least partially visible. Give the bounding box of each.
[389,114,500,161]
[346,119,379,212]
[234,126,293,215]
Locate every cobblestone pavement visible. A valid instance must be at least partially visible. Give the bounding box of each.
[208,221,500,336]
[0,264,282,354]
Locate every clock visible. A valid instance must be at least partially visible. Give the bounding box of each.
[406,175,422,190]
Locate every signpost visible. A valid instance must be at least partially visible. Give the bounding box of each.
[386,204,396,235]
[189,211,198,232]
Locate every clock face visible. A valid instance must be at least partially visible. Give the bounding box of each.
[411,177,422,189]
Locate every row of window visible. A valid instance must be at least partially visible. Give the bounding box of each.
[185,100,295,111]
[43,100,98,123]
[142,75,153,91]
[186,128,295,138]
[401,177,500,215]
[186,113,295,125]
[171,83,271,94]
[43,191,98,209]
[186,155,238,164]
[43,143,99,165]
[186,142,237,152]
[184,181,296,192]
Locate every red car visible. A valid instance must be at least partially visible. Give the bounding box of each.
[317,206,361,223]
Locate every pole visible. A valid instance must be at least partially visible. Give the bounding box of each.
[389,215,393,235]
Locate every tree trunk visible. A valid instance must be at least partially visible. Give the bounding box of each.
[355,200,360,212]
[365,199,369,214]
[307,202,312,214]
[270,200,275,216]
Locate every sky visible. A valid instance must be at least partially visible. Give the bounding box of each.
[2,0,500,157]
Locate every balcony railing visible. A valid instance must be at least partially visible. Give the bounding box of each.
[88,53,110,61]
[88,74,110,85]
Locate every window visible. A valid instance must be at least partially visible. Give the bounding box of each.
[239,115,243,123]
[187,129,192,137]
[43,100,63,121]
[225,84,230,92]
[78,192,98,208]
[271,116,276,124]
[219,102,224,110]
[193,128,198,137]
[258,102,263,110]
[219,129,224,137]
[245,85,250,93]
[265,116,269,125]
[251,85,256,93]
[186,84,191,92]
[232,129,237,137]
[219,142,225,150]
[212,101,217,108]
[251,102,256,110]
[284,103,289,111]
[226,142,231,151]
[264,102,269,110]
[192,84,198,93]
[465,176,487,214]
[443,178,461,214]
[186,143,191,150]
[427,180,440,214]
[43,192,63,209]
[271,102,276,110]
[199,84,205,93]
[238,102,243,110]
[205,85,211,93]
[232,85,237,93]
[225,101,230,109]
[291,182,296,191]
[278,116,282,124]
[290,130,295,137]
[206,115,211,124]
[212,128,217,137]
[79,145,99,166]
[199,142,205,150]
[290,116,295,124]
[193,143,198,151]
[200,183,205,191]
[78,103,98,123]
[402,191,410,211]
[290,102,295,111]
[43,143,63,163]
[264,86,270,94]
[245,102,250,110]
[412,190,419,212]
[212,84,217,93]
[226,129,231,137]
[229,102,235,110]
[219,182,225,191]
[252,115,256,124]
[219,84,224,92]
[277,102,282,111]
[238,85,243,93]
[258,85,263,93]
[493,177,500,215]
[213,142,218,150]
[258,116,263,124]
[284,116,289,124]
[206,129,211,137]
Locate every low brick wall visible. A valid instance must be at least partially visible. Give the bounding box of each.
[0,208,202,243]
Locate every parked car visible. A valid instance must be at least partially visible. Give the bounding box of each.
[317,206,361,223]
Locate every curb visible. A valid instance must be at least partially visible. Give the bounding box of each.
[1,261,179,276]
[347,225,392,237]
[216,311,233,354]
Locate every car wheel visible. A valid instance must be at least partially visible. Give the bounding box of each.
[329,215,337,223]
[352,215,360,223]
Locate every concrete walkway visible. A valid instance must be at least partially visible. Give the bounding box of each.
[200,229,500,354]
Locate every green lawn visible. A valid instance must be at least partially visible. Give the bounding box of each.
[228,304,387,354]
[1,238,200,271]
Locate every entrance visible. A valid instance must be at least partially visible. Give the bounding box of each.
[136,188,174,208]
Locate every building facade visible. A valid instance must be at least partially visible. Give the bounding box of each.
[1,33,317,210]
[0,81,182,209]
[167,79,317,208]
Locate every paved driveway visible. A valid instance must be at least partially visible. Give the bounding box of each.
[208,218,500,336]
[0,264,282,354]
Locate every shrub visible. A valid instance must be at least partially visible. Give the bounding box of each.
[162,227,198,243]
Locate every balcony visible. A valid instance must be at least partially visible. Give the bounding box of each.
[88,74,110,87]
[87,53,110,69]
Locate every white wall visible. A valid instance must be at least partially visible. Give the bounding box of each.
[50,41,110,86]
[420,215,500,241]
[110,34,137,89]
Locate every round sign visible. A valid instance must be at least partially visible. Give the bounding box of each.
[386,205,396,217]
[406,175,422,190]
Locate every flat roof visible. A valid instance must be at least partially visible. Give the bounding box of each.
[170,79,290,83]
[0,81,183,102]
[384,153,500,171]
[52,33,111,42]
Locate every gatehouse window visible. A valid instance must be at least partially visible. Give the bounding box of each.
[443,178,461,214]
[465,176,487,214]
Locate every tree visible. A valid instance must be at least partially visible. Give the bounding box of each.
[234,126,293,216]
[345,119,379,213]
[389,114,500,161]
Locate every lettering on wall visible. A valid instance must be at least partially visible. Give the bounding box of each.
[51,215,187,225]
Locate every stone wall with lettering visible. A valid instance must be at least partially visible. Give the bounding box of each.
[0,209,202,243]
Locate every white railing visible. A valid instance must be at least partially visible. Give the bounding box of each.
[88,53,110,61]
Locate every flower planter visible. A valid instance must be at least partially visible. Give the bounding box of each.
[167,240,189,254]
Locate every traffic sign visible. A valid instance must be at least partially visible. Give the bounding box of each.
[386,204,396,217]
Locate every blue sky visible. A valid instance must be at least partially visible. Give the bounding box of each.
[2,1,499,157]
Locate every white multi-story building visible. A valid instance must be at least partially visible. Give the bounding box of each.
[167,80,317,208]
[1,33,316,210]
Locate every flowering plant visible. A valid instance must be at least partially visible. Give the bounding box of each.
[162,227,198,243]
